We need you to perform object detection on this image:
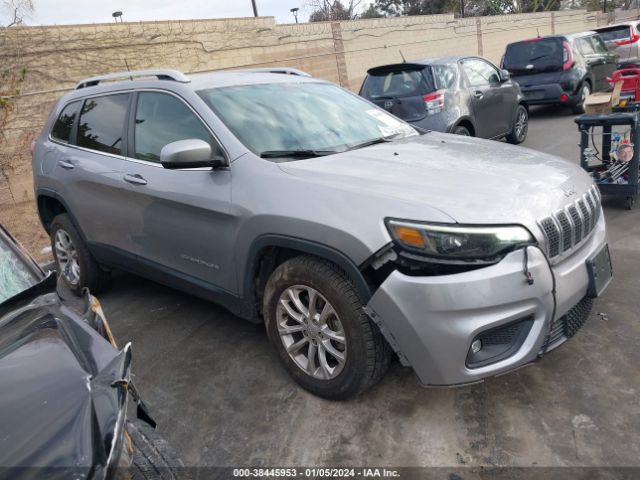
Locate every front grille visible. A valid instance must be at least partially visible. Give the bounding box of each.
[543,296,594,351]
[538,185,601,260]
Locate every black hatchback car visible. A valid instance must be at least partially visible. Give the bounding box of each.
[0,225,183,479]
[359,55,529,144]
[502,32,618,114]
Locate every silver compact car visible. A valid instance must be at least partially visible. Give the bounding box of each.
[32,69,612,399]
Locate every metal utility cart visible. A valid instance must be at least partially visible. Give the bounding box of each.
[575,112,640,209]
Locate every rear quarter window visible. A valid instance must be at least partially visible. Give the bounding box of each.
[51,101,81,143]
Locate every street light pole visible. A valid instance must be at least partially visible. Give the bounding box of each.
[460,0,465,17]
[251,0,258,16]
[290,7,299,23]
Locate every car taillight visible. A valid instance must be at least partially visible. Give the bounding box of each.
[615,28,640,46]
[30,140,35,157]
[562,41,574,71]
[423,90,445,115]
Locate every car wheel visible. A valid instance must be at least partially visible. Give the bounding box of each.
[453,125,471,136]
[50,214,110,294]
[128,420,185,480]
[572,82,591,114]
[506,105,528,144]
[263,255,392,400]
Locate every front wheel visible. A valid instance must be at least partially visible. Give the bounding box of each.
[506,105,528,144]
[453,125,471,136]
[263,256,391,400]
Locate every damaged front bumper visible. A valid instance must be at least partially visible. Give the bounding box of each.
[365,214,609,386]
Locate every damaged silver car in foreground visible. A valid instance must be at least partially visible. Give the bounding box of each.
[32,68,613,399]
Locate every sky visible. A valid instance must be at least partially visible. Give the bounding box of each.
[23,0,324,26]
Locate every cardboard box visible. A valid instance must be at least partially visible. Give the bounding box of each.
[584,81,624,114]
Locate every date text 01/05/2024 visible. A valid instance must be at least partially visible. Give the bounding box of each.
[232,468,401,478]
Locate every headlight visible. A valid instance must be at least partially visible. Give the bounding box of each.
[386,219,535,262]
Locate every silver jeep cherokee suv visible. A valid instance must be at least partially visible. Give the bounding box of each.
[32,68,612,400]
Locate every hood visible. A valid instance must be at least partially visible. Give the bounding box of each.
[0,281,130,478]
[278,132,593,236]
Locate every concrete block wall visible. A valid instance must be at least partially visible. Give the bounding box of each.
[1,9,639,210]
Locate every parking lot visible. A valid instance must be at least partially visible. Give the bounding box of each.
[95,105,640,470]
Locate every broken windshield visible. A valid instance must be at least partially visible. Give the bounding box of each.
[0,235,38,304]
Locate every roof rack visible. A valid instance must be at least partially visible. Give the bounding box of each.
[75,69,190,90]
[243,67,311,77]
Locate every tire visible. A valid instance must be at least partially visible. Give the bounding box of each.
[263,255,392,400]
[506,104,528,145]
[128,420,185,480]
[571,82,591,115]
[50,213,110,294]
[453,125,471,136]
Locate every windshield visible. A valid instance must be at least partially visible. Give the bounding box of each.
[198,82,417,159]
[504,38,564,73]
[0,234,39,303]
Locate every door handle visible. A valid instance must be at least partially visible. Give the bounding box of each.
[123,173,148,186]
[473,90,484,99]
[58,160,75,170]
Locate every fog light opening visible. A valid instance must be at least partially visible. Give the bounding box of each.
[471,339,483,354]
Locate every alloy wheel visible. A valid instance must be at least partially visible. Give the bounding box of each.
[276,285,347,380]
[514,108,528,142]
[54,229,80,286]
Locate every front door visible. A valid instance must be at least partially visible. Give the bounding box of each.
[119,91,235,293]
[461,58,514,138]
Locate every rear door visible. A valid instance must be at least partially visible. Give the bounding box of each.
[576,35,616,90]
[460,58,514,138]
[359,64,434,123]
[48,93,131,254]
[119,90,235,293]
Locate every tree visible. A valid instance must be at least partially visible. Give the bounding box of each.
[361,2,384,17]
[307,0,363,21]
[1,0,34,27]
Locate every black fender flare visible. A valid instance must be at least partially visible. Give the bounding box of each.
[242,234,372,306]
[36,188,88,241]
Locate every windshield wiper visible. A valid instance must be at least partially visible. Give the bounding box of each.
[346,137,394,152]
[260,149,338,159]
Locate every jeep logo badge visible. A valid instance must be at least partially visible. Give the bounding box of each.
[561,185,577,197]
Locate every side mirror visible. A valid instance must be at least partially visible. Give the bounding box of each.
[500,69,510,82]
[160,139,228,169]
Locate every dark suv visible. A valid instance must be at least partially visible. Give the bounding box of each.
[359,56,529,144]
[503,32,618,114]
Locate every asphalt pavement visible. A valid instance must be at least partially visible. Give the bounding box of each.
[99,105,640,471]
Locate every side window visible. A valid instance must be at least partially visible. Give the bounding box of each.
[77,94,129,155]
[577,38,595,56]
[590,35,608,54]
[134,92,218,163]
[51,101,81,144]
[463,59,500,87]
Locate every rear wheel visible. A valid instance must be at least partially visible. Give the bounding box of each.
[50,214,110,294]
[506,105,528,144]
[263,256,391,400]
[571,82,591,115]
[453,125,471,136]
